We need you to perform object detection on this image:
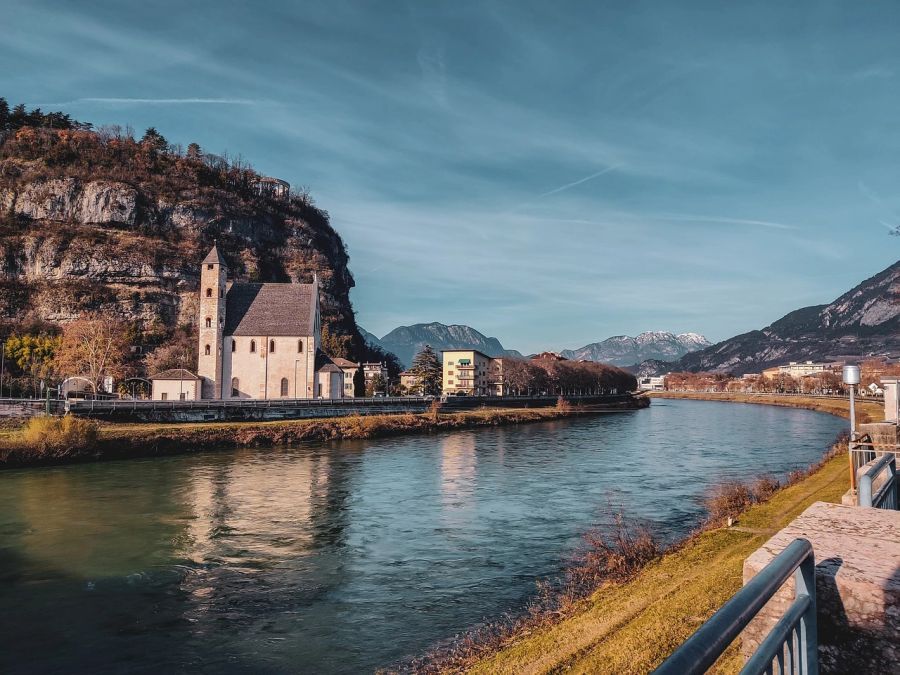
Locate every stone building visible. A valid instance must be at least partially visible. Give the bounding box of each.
[196,244,340,399]
[150,369,200,401]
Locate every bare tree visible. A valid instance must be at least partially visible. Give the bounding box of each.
[54,312,129,394]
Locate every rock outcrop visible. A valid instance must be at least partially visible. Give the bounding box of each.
[0,128,363,357]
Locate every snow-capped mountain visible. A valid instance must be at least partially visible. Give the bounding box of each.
[559,332,711,366]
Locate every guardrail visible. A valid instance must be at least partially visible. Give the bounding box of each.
[663,391,884,402]
[857,454,898,510]
[655,538,817,675]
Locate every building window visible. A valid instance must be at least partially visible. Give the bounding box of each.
[204,344,210,356]
[270,340,276,353]
[231,340,236,353]
[297,339,303,353]
[231,378,239,397]
[206,288,212,297]
[250,340,256,353]
[219,288,223,298]
[161,392,168,400]
[280,378,289,396]
[179,392,186,401]
[205,317,211,328]
[207,264,213,270]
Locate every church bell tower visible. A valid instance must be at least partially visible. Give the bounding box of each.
[198,244,227,398]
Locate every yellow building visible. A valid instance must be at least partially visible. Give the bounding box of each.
[443,349,494,396]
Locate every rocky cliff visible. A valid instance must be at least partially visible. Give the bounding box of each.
[0,125,364,358]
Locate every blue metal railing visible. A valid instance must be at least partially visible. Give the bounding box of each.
[655,538,818,675]
[857,454,898,510]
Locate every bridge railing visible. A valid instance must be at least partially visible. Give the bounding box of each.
[655,538,817,675]
[857,454,898,510]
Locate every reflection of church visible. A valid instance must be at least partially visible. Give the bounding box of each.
[195,245,343,400]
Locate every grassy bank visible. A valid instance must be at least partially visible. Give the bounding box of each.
[458,394,870,674]
[0,400,647,468]
[646,390,883,423]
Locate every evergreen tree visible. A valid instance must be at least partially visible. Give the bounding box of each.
[410,344,442,395]
[140,127,168,151]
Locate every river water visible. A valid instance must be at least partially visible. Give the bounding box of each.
[0,399,845,674]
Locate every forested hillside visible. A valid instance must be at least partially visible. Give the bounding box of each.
[0,98,385,394]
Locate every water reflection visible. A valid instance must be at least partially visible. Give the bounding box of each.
[0,401,846,674]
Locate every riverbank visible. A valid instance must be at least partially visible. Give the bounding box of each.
[461,394,867,674]
[646,390,883,423]
[0,398,648,468]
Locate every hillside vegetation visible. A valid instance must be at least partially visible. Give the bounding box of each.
[0,97,391,393]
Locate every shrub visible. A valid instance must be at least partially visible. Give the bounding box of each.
[751,474,780,502]
[556,395,572,411]
[20,414,98,458]
[704,480,754,524]
[428,399,442,421]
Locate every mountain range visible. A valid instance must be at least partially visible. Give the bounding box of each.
[361,322,522,368]
[361,324,709,369]
[640,260,900,375]
[559,332,711,366]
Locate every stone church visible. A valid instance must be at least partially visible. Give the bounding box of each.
[195,244,343,400]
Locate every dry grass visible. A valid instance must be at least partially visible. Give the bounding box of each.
[402,514,662,674]
[647,391,884,424]
[464,436,852,675]
[12,415,99,460]
[0,405,618,467]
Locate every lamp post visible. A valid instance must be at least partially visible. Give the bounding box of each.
[843,364,861,493]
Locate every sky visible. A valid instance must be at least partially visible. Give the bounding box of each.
[3,0,899,353]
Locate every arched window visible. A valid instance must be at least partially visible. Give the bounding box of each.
[231,378,239,397]
[207,264,213,270]
[231,340,236,352]
[206,288,212,298]
[270,340,276,353]
[204,344,210,356]
[205,317,211,328]
[280,378,289,397]
[297,339,303,353]
[250,340,256,353]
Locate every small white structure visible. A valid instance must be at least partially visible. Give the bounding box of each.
[332,358,360,398]
[150,369,201,401]
[882,377,899,423]
[637,375,666,391]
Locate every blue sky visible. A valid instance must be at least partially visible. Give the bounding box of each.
[4,0,899,353]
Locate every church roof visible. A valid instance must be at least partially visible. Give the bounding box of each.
[224,283,315,336]
[202,245,226,266]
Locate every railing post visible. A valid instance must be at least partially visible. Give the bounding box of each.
[796,548,818,674]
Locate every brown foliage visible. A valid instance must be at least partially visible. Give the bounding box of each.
[19,415,98,458]
[53,311,129,392]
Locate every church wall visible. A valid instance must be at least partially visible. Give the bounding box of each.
[223,335,316,399]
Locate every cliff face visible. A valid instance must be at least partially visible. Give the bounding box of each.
[0,128,362,356]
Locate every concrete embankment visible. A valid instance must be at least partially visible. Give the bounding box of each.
[0,396,649,468]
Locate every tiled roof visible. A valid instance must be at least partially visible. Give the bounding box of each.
[150,369,199,380]
[331,358,359,368]
[224,283,314,336]
[318,364,342,373]
[202,245,226,266]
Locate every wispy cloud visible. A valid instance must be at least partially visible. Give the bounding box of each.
[654,214,800,231]
[536,165,621,199]
[40,97,260,106]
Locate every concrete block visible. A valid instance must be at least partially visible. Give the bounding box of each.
[741,502,900,673]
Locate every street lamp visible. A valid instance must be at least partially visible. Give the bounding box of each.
[842,364,860,438]
[843,364,861,494]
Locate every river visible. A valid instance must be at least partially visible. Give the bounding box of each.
[0,399,845,674]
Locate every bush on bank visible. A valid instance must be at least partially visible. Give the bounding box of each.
[18,415,99,459]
